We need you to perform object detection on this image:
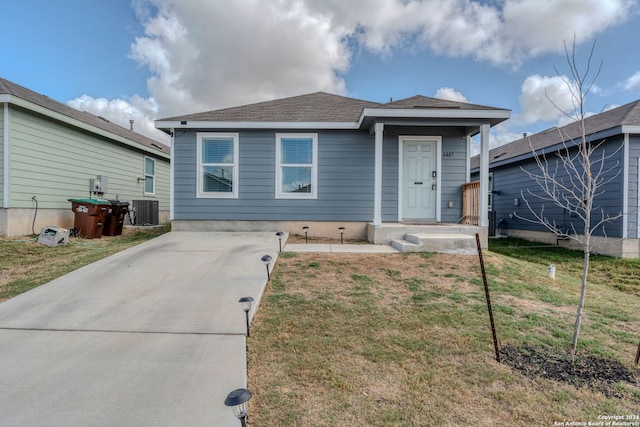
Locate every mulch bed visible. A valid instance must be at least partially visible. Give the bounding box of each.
[500,345,639,398]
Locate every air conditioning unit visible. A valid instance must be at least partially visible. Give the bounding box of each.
[132,200,159,225]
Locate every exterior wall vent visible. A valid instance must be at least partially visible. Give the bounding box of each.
[132,200,159,225]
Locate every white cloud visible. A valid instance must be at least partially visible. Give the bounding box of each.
[68,95,171,145]
[518,74,580,124]
[434,87,469,103]
[78,0,634,135]
[623,71,640,90]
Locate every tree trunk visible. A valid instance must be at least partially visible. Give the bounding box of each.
[570,238,590,364]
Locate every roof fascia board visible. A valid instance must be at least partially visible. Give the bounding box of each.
[621,125,640,134]
[155,120,359,130]
[375,119,492,128]
[479,126,626,170]
[6,95,169,160]
[358,107,510,127]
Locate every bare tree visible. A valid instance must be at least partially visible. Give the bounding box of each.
[517,38,624,364]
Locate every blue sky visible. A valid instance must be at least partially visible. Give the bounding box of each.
[2,0,640,148]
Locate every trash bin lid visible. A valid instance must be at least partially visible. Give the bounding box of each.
[107,199,130,206]
[67,198,111,205]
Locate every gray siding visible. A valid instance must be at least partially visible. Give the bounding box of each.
[174,126,471,222]
[490,136,625,238]
[174,130,376,221]
[629,135,640,238]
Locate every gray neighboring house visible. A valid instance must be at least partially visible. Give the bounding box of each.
[156,92,509,249]
[0,77,170,237]
[471,100,640,258]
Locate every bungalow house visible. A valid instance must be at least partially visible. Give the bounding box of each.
[0,77,170,237]
[156,92,510,251]
[470,100,640,258]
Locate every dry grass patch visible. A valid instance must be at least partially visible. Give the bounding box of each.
[248,251,639,426]
[0,226,170,301]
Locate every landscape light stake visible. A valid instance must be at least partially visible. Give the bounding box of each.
[635,339,640,365]
[261,255,272,280]
[224,388,252,427]
[238,297,254,337]
[302,226,309,243]
[339,226,345,244]
[475,233,500,363]
[275,231,284,252]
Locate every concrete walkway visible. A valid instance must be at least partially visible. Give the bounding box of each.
[284,243,398,253]
[0,232,279,427]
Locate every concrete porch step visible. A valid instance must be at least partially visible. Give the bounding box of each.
[392,233,477,254]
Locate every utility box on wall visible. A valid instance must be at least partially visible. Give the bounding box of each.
[90,175,109,194]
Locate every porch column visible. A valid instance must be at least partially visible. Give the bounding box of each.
[373,123,384,226]
[479,124,490,227]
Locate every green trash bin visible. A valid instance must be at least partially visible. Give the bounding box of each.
[68,198,111,239]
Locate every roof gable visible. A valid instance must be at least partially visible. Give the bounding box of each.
[470,99,640,170]
[0,77,169,156]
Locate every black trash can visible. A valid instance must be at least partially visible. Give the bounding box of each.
[103,200,130,236]
[68,198,111,239]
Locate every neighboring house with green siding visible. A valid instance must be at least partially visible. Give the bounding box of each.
[0,77,170,237]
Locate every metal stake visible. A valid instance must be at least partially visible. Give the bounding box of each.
[476,233,500,363]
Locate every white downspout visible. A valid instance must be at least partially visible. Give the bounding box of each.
[622,133,629,238]
[170,128,175,221]
[479,124,490,227]
[3,103,8,208]
[373,123,384,226]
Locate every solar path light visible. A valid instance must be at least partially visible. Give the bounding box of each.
[302,225,309,243]
[275,231,284,252]
[261,255,272,280]
[238,296,254,337]
[338,226,345,244]
[224,388,252,427]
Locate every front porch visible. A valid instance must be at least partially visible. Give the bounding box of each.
[367,223,487,254]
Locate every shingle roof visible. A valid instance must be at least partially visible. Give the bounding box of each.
[381,95,503,111]
[161,92,380,122]
[470,99,640,170]
[0,77,169,155]
[159,92,507,123]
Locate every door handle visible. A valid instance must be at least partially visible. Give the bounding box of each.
[432,184,437,190]
[414,182,423,185]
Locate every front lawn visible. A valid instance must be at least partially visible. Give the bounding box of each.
[248,245,639,426]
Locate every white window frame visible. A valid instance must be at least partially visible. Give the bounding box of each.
[144,156,156,195]
[197,132,239,199]
[275,133,318,199]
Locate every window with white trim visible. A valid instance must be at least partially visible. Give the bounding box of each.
[144,157,155,195]
[276,133,317,199]
[197,133,239,198]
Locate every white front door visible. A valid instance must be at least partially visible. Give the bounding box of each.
[402,139,438,220]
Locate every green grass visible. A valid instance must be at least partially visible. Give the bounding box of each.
[0,226,170,301]
[248,248,640,426]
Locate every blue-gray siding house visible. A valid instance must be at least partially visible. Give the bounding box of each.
[156,92,509,245]
[471,100,640,258]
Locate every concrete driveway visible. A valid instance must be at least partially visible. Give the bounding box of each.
[0,231,279,426]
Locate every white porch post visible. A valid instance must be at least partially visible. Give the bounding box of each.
[479,124,490,227]
[373,123,384,226]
